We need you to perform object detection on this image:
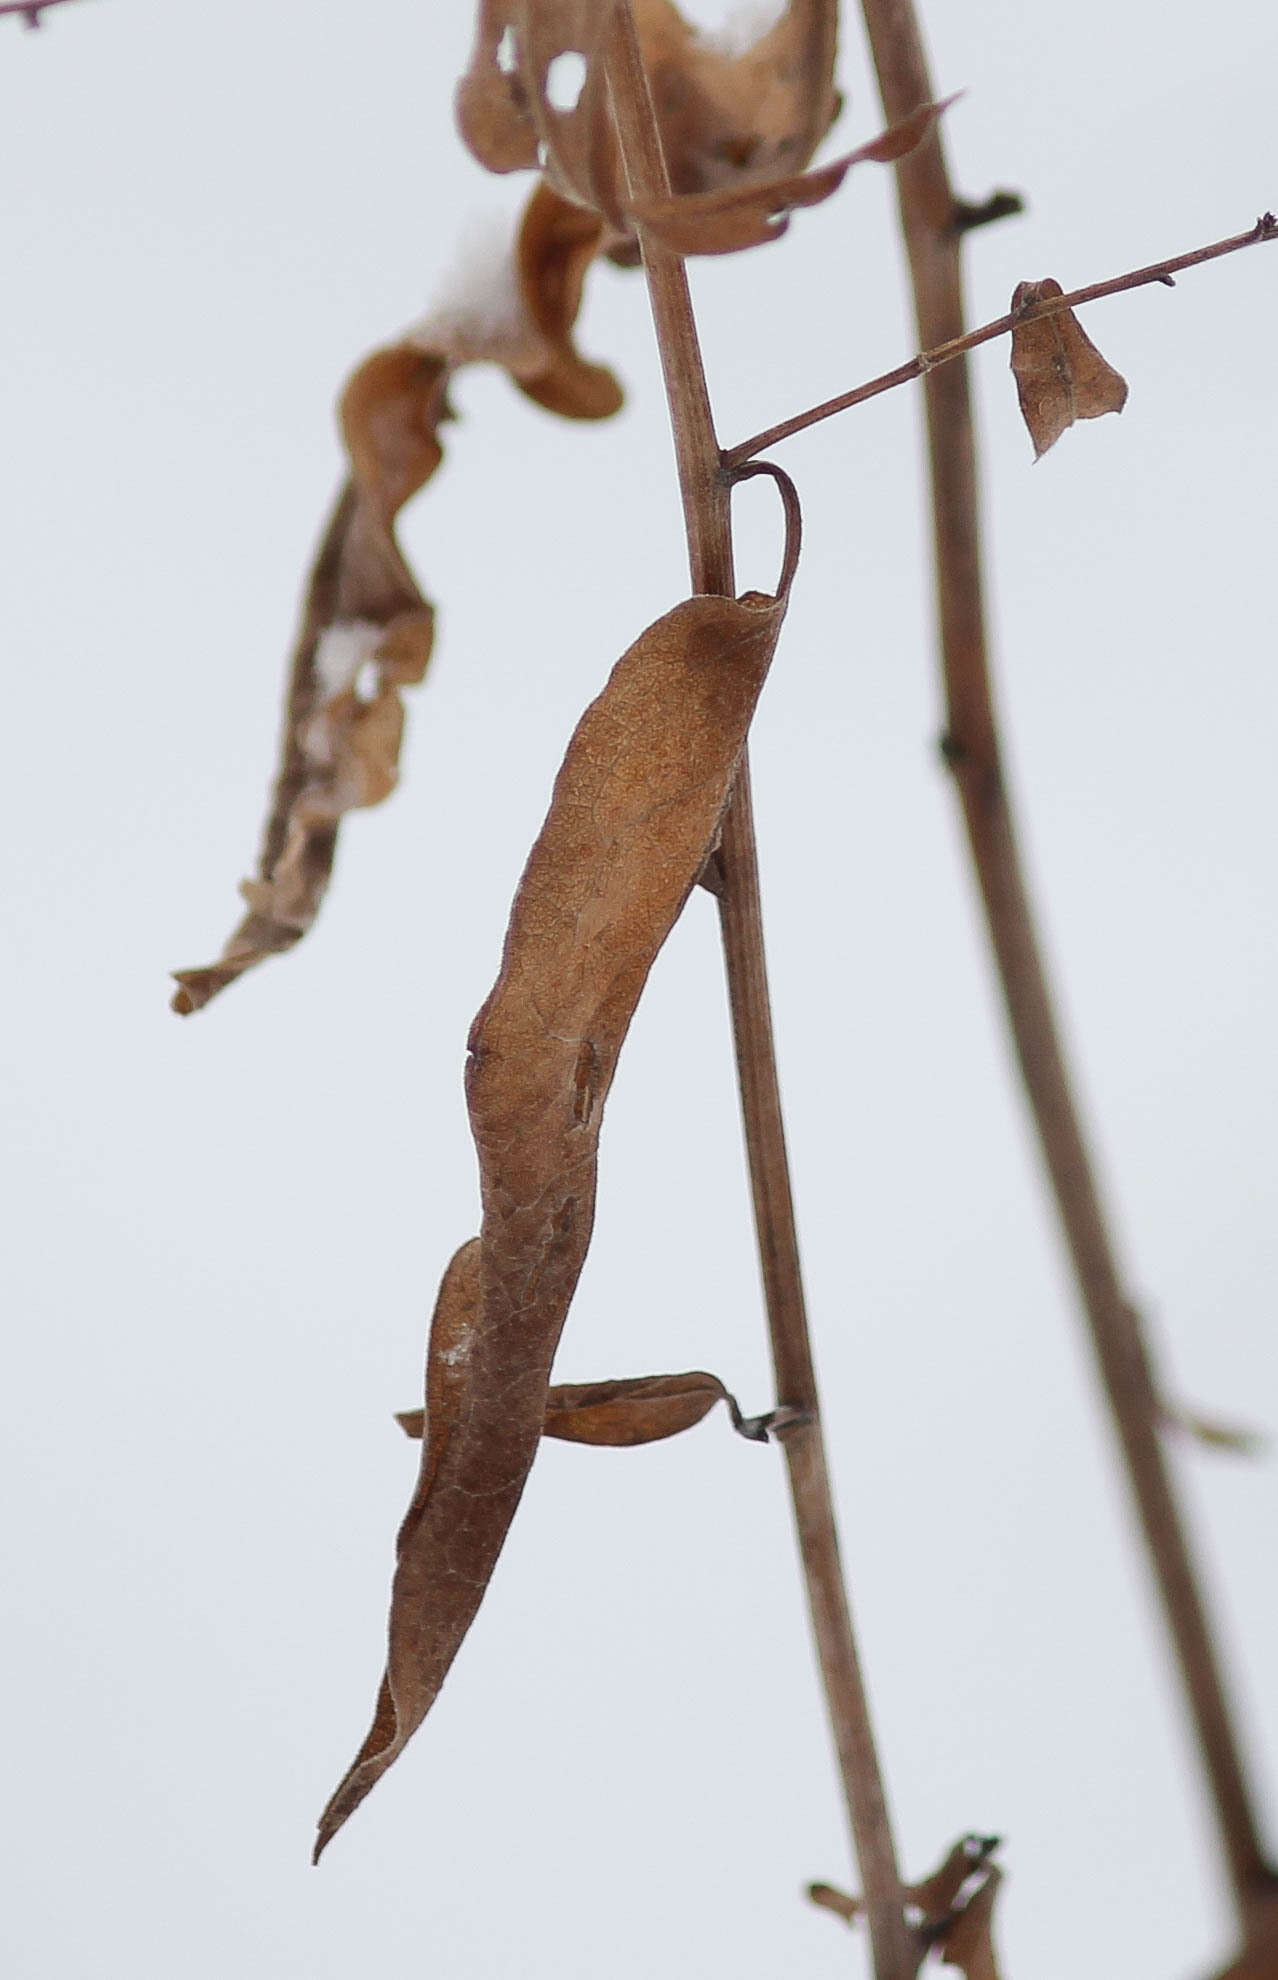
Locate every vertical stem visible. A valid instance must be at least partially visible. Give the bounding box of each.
[857,0,1275,1933]
[716,764,910,1974]
[604,10,916,1978]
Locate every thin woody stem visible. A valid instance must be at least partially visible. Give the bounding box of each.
[726,213,1278,465]
[858,0,1276,1940]
[0,0,83,20]
[603,9,916,1978]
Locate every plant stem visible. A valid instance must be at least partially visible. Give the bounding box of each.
[0,0,84,22]
[857,0,1276,1937]
[604,10,916,1978]
[725,214,1278,464]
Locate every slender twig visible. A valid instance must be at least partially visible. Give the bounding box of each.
[603,9,917,1979]
[0,0,85,23]
[726,213,1278,465]
[857,0,1277,1945]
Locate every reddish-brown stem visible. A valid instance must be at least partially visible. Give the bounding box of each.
[604,9,916,1979]
[0,0,84,22]
[858,0,1276,1943]
[726,214,1278,465]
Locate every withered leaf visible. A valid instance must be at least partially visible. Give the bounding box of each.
[316,1239,483,1866]
[454,0,543,175]
[509,0,628,233]
[810,1834,1002,1973]
[640,0,838,198]
[909,1833,1000,1920]
[172,184,621,1014]
[457,0,840,256]
[935,1865,1003,1980]
[315,579,791,1858]
[631,97,953,256]
[397,1369,735,1446]
[1009,278,1128,458]
[514,179,625,417]
[547,1370,735,1443]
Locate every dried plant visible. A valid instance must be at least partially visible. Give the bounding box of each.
[162,1,1277,1975]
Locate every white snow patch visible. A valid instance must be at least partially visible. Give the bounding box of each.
[405,210,534,369]
[691,0,786,56]
[312,620,383,702]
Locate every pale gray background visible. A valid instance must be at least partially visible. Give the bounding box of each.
[2,3,1275,1976]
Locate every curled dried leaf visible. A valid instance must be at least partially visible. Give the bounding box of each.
[641,0,838,197]
[455,0,541,173]
[398,1369,736,1446]
[514,180,626,416]
[172,184,622,1014]
[456,0,841,256]
[316,1240,483,1859]
[1009,278,1128,458]
[316,578,792,1857]
[548,1370,734,1441]
[810,1833,1002,1973]
[909,1834,1000,1919]
[935,1865,1003,1980]
[511,0,627,229]
[631,96,953,256]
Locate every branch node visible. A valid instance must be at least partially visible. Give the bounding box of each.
[937,730,967,770]
[951,189,1025,235]
[696,842,725,897]
[727,1396,813,1443]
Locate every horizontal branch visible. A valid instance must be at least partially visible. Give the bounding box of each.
[0,0,85,22]
[725,212,1278,465]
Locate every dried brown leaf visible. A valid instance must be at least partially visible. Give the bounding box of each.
[398,1368,734,1446]
[457,0,841,254]
[642,0,838,197]
[935,1865,1003,1980]
[548,1370,735,1442]
[316,580,790,1857]
[631,96,952,256]
[514,179,626,416]
[810,1834,1002,1968]
[170,353,445,1014]
[512,0,627,227]
[314,1239,483,1862]
[1009,279,1128,458]
[454,0,541,173]
[172,186,621,1014]
[908,1834,999,1919]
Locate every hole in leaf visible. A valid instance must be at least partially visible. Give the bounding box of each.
[496,24,517,73]
[546,50,587,112]
[354,659,381,705]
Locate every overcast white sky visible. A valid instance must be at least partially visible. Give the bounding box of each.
[2,3,1276,1977]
